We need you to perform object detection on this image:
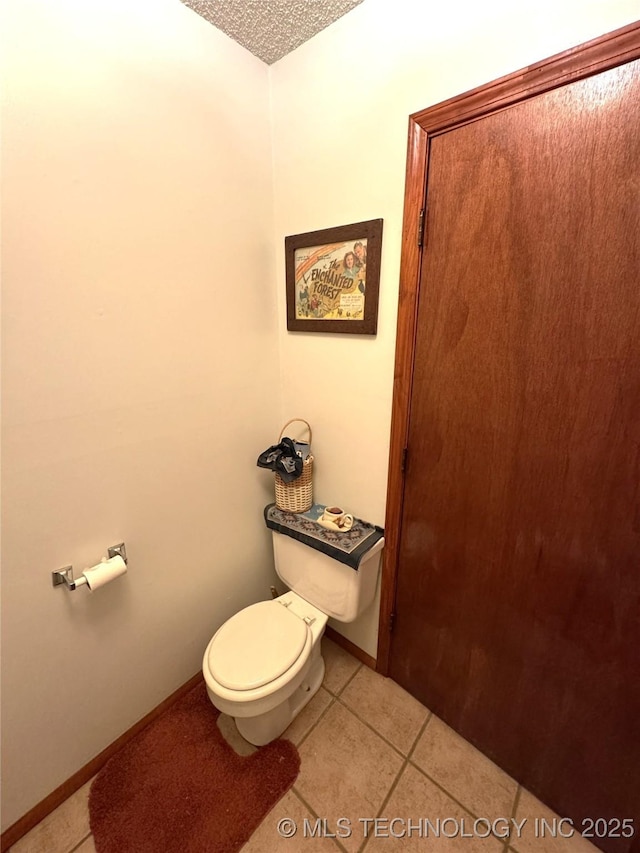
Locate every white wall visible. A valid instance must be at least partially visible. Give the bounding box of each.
[1,0,279,830]
[269,0,639,657]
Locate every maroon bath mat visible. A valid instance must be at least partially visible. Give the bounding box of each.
[89,681,300,853]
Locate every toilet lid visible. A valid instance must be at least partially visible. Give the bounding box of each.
[207,601,309,690]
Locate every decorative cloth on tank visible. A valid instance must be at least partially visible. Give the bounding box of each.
[264,503,384,570]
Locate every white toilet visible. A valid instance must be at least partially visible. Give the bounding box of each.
[202,523,384,745]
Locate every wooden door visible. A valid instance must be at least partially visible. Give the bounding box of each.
[386,35,640,853]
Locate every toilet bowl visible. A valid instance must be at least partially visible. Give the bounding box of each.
[203,592,328,745]
[202,508,384,746]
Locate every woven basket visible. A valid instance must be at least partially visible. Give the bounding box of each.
[274,418,314,513]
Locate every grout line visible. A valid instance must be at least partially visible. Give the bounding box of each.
[402,717,522,844]
[284,644,363,750]
[376,757,406,816]
[290,787,319,818]
[334,834,350,853]
[290,788,350,853]
[325,742,407,853]
[407,710,433,759]
[334,661,363,698]
[355,714,433,853]
[295,693,336,749]
[511,785,522,818]
[294,652,431,853]
[334,694,421,762]
[295,695,519,853]
[508,786,523,852]
[69,832,92,852]
[357,821,374,853]
[290,649,521,851]
[406,755,512,828]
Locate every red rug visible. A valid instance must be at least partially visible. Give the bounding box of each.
[89,681,300,853]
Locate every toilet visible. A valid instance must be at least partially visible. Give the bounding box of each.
[202,512,384,745]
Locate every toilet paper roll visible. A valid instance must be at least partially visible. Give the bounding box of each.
[82,555,127,592]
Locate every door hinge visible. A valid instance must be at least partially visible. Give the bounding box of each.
[401,447,408,473]
[389,612,396,633]
[417,207,426,247]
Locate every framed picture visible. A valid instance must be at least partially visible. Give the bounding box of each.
[285,219,383,335]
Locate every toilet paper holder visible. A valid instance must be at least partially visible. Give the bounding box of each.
[52,543,127,590]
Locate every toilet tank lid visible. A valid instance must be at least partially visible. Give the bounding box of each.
[264,503,384,570]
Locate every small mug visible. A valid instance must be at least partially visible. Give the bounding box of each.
[322,506,354,529]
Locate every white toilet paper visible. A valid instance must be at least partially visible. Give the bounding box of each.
[82,555,127,591]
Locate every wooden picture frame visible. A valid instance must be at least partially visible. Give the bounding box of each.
[285,219,383,334]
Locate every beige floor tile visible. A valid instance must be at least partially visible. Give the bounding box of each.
[363,764,503,852]
[295,701,404,853]
[10,781,92,853]
[242,789,342,852]
[321,637,360,695]
[284,687,333,745]
[341,667,429,755]
[73,837,96,852]
[511,789,600,853]
[412,716,517,819]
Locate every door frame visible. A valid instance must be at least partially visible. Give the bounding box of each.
[376,20,640,675]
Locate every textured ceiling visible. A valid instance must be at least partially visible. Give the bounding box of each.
[180,0,365,65]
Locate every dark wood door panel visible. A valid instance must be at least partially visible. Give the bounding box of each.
[390,59,640,852]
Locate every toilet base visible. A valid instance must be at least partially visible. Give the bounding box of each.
[235,645,325,746]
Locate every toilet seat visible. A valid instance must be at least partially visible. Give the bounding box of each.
[206,600,309,691]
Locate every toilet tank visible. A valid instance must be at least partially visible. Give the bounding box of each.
[271,531,384,622]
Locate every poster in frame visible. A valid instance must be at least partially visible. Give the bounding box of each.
[285,219,383,335]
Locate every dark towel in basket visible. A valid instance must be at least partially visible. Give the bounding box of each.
[257,438,303,483]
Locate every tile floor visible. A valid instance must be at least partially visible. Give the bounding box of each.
[9,638,600,853]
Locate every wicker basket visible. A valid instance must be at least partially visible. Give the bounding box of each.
[274,418,314,513]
